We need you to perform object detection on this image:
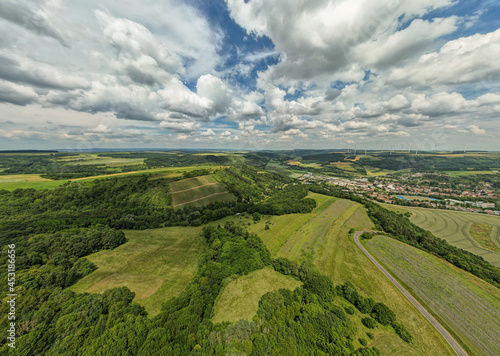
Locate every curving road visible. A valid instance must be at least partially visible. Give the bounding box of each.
[353,231,468,356]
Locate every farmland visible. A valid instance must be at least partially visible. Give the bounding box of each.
[211,267,302,324]
[0,174,67,190]
[223,193,454,355]
[69,226,206,316]
[170,175,236,207]
[364,235,500,356]
[382,204,500,267]
[58,154,145,166]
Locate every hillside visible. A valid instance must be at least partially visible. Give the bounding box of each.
[219,192,454,355]
[365,235,500,356]
[69,227,206,316]
[170,175,236,208]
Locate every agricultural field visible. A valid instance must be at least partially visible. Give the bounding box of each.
[69,166,218,182]
[382,204,500,267]
[170,175,236,208]
[211,267,302,324]
[221,192,454,355]
[69,226,206,316]
[58,154,145,166]
[364,236,500,356]
[0,174,67,190]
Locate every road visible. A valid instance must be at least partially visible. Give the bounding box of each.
[353,231,468,356]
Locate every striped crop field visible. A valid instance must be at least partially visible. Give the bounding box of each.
[365,235,500,356]
[170,175,236,208]
[382,204,500,267]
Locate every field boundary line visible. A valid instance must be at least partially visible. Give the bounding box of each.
[171,182,218,194]
[173,192,231,207]
[354,231,468,356]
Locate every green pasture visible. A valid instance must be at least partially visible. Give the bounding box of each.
[365,236,500,356]
[69,226,206,317]
[212,267,302,324]
[0,174,67,190]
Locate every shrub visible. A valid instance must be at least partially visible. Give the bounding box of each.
[361,317,377,329]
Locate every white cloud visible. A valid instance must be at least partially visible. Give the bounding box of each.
[469,124,486,135]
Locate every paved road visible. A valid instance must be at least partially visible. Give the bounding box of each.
[353,231,468,356]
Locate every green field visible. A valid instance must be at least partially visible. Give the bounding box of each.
[69,226,206,316]
[219,193,454,355]
[170,175,236,207]
[382,204,500,267]
[470,223,500,252]
[365,236,500,356]
[0,174,67,190]
[59,154,145,166]
[212,267,302,324]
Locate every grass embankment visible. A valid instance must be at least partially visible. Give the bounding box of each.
[170,175,236,208]
[221,192,453,355]
[212,267,302,324]
[69,226,206,316]
[365,236,500,356]
[382,204,500,267]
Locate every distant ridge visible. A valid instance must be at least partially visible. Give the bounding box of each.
[0,150,59,153]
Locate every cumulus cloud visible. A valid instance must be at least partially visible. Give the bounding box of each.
[226,0,456,83]
[469,125,486,135]
[0,80,38,106]
[385,28,500,87]
[0,0,68,46]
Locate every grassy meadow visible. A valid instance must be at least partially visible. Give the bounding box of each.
[69,226,206,316]
[212,267,302,324]
[0,174,67,190]
[382,204,500,267]
[170,175,236,208]
[365,236,500,356]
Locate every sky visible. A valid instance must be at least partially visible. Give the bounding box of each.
[0,0,499,151]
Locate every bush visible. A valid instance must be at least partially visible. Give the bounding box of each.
[366,332,374,340]
[361,232,375,240]
[361,317,377,329]
[359,338,367,346]
[344,305,356,315]
[393,322,413,343]
[372,302,396,326]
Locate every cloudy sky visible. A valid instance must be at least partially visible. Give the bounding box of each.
[0,0,499,151]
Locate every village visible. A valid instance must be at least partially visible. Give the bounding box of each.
[299,172,500,215]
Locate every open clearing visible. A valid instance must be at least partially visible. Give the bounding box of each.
[170,175,236,207]
[0,174,67,190]
[212,267,302,324]
[382,204,500,267]
[365,235,500,356]
[220,193,453,355]
[69,226,206,316]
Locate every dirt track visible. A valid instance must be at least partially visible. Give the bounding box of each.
[353,231,468,356]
